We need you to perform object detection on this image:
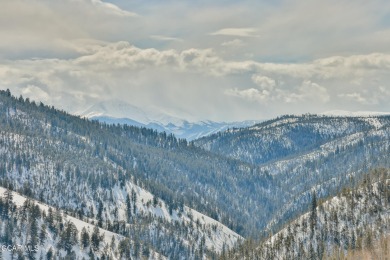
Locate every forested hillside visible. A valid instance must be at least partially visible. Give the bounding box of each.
[1,89,390,259]
[195,114,389,166]
[225,168,390,259]
[0,90,243,258]
[194,114,390,233]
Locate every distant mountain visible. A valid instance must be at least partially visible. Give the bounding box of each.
[78,99,184,126]
[194,114,390,165]
[78,100,259,140]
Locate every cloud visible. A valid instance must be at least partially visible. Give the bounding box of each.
[251,75,276,90]
[338,84,390,105]
[89,0,138,17]
[225,88,271,102]
[221,39,244,47]
[226,79,329,105]
[293,80,330,103]
[1,40,390,121]
[0,0,138,59]
[338,92,368,104]
[210,28,258,37]
[20,85,50,103]
[150,35,183,42]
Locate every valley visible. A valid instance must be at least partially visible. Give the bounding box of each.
[0,89,389,259]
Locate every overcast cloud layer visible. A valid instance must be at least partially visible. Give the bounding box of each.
[1,0,390,121]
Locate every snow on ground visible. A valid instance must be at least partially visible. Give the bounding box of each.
[0,187,121,245]
[112,181,242,253]
[321,110,390,117]
[0,186,169,259]
[185,206,243,251]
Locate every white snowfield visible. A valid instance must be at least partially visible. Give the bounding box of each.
[111,182,242,253]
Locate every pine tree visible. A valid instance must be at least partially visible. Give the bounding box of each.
[30,217,39,247]
[126,194,132,221]
[27,217,39,260]
[39,224,47,245]
[58,221,78,254]
[47,207,55,231]
[3,188,13,218]
[310,191,317,237]
[119,238,132,259]
[91,226,102,251]
[131,189,137,215]
[153,196,158,207]
[46,247,54,260]
[97,200,103,227]
[110,235,116,250]
[81,227,90,249]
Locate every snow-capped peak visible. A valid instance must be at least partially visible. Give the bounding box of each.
[77,99,187,126]
[76,99,259,140]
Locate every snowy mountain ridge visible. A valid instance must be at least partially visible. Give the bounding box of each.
[78,99,259,140]
[321,110,390,117]
[78,99,186,126]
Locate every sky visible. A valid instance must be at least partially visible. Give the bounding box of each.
[1,0,390,122]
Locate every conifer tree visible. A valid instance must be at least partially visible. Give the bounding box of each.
[81,227,90,249]
[91,226,102,251]
[310,192,317,237]
[126,194,132,221]
[39,224,47,245]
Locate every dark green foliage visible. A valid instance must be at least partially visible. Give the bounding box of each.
[81,227,90,249]
[58,221,78,254]
[46,247,54,260]
[125,194,132,221]
[118,238,132,259]
[39,224,47,245]
[310,192,317,237]
[91,226,102,251]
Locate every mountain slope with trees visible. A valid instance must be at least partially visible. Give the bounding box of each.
[194,114,390,233]
[194,114,389,166]
[1,89,390,258]
[0,90,243,258]
[226,168,390,259]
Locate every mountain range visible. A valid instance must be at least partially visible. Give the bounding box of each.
[1,89,390,259]
[78,100,259,140]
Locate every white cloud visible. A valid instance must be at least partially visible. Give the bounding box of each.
[210,28,258,37]
[1,41,390,121]
[338,84,390,105]
[150,35,183,42]
[20,85,50,103]
[0,0,138,59]
[251,75,276,90]
[89,0,137,17]
[225,88,270,102]
[221,39,244,47]
[226,79,329,105]
[338,92,368,104]
[295,80,330,103]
